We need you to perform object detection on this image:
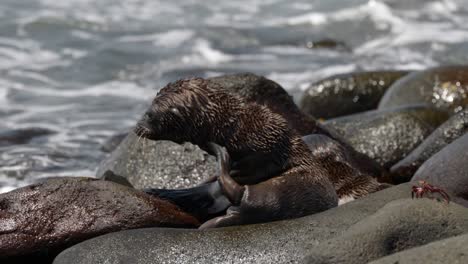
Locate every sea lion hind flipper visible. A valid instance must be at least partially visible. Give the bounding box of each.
[144,182,231,221]
[207,142,245,206]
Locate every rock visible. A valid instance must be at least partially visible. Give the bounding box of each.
[0,177,199,261]
[209,72,328,136]
[0,127,55,147]
[369,233,468,264]
[379,65,468,114]
[302,199,468,264]
[412,133,468,203]
[300,71,409,119]
[100,132,128,153]
[391,108,468,183]
[324,105,449,169]
[305,39,350,51]
[96,133,217,189]
[53,183,414,264]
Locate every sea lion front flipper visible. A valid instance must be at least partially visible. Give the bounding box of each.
[198,207,243,229]
[207,142,245,205]
[144,182,231,222]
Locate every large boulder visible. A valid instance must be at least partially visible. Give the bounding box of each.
[378,65,468,114]
[412,133,468,203]
[302,199,468,264]
[369,233,468,264]
[391,108,468,182]
[300,71,409,119]
[97,134,217,189]
[53,183,414,264]
[0,177,199,261]
[324,105,449,169]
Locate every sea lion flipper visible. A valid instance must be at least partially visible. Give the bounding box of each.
[207,142,245,205]
[144,182,231,222]
[199,207,243,229]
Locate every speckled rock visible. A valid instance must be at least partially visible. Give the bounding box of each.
[324,105,449,169]
[53,183,414,264]
[0,177,199,261]
[369,233,468,264]
[391,108,468,183]
[379,66,468,114]
[209,72,329,136]
[412,133,468,203]
[302,199,468,264]
[300,71,409,119]
[96,133,217,189]
[100,132,128,153]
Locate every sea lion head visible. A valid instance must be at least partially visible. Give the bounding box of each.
[135,77,238,145]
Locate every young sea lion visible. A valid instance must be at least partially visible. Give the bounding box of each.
[136,77,384,227]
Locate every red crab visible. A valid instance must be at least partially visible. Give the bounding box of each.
[411,180,450,203]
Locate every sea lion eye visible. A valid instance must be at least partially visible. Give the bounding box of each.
[170,107,181,116]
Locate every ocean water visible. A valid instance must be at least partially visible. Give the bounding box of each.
[1,0,468,192]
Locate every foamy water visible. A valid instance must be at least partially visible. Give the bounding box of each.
[1,0,468,192]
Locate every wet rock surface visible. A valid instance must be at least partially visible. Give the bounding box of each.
[0,177,199,261]
[391,108,468,182]
[0,127,56,147]
[412,133,468,202]
[300,71,409,119]
[302,199,468,264]
[369,233,468,264]
[324,105,449,169]
[97,133,217,189]
[378,66,468,114]
[53,183,414,264]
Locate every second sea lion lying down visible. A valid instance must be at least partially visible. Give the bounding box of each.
[136,77,386,228]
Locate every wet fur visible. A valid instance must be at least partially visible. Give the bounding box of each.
[136,77,384,227]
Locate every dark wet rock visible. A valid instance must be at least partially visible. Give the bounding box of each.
[391,108,468,183]
[303,199,468,264]
[209,72,329,136]
[305,39,350,51]
[300,71,409,119]
[412,133,468,203]
[100,132,128,153]
[379,65,468,114]
[53,183,414,264]
[96,133,217,189]
[0,127,55,146]
[324,105,449,169]
[100,170,133,187]
[369,233,468,264]
[0,177,199,261]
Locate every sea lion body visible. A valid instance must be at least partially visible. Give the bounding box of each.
[137,77,383,227]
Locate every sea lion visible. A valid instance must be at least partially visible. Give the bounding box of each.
[136,77,384,227]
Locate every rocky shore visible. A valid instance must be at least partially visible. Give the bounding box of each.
[1,66,467,263]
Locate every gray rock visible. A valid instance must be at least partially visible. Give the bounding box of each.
[303,199,468,264]
[100,132,128,153]
[324,105,449,169]
[300,71,409,119]
[53,183,414,264]
[378,65,468,114]
[369,233,468,264]
[0,177,199,260]
[96,133,217,189]
[391,108,468,183]
[412,133,468,202]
